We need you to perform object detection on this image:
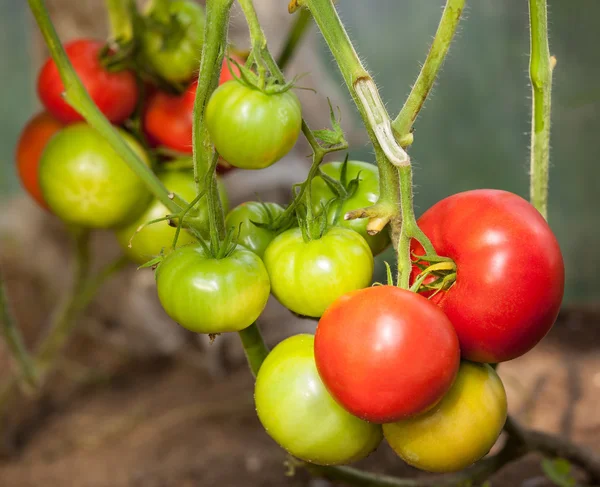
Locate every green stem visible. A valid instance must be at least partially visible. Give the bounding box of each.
[27,0,180,215]
[528,0,554,220]
[277,8,312,70]
[0,269,38,389]
[391,0,465,140]
[192,0,234,242]
[237,322,269,377]
[105,0,135,41]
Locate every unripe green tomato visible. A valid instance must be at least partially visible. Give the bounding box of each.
[311,160,390,255]
[255,334,383,465]
[155,244,270,333]
[141,0,205,83]
[225,202,285,258]
[115,169,228,264]
[39,123,151,228]
[205,80,302,170]
[263,227,374,317]
[383,361,507,473]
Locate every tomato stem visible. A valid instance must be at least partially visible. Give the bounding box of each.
[277,7,312,70]
[528,0,554,220]
[26,0,182,216]
[238,322,270,377]
[391,0,465,141]
[105,0,135,42]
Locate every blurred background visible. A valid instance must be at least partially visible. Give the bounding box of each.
[0,1,598,486]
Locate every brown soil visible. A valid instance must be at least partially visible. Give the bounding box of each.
[0,309,599,487]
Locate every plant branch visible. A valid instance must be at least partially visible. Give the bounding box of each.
[277,7,312,70]
[238,322,269,377]
[105,0,135,41]
[0,269,38,389]
[528,0,554,220]
[391,0,465,141]
[27,0,181,215]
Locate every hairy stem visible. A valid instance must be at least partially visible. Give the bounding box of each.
[238,322,269,377]
[277,7,312,70]
[105,0,135,41]
[0,269,38,389]
[192,0,234,241]
[391,0,465,140]
[528,0,554,219]
[27,0,180,214]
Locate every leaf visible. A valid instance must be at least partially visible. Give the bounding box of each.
[313,99,347,148]
[542,458,578,487]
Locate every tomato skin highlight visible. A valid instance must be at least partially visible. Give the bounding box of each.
[263,227,374,318]
[155,244,270,333]
[412,189,565,363]
[225,202,284,258]
[144,59,240,154]
[15,111,63,209]
[37,39,138,124]
[205,80,302,170]
[311,160,390,255]
[115,170,228,264]
[255,334,383,466]
[383,361,507,473]
[314,285,460,424]
[39,123,151,228]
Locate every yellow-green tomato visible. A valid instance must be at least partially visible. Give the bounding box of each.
[115,169,228,264]
[205,80,302,170]
[383,361,507,473]
[225,202,284,258]
[311,160,390,255]
[39,123,151,228]
[155,244,270,333]
[263,227,374,318]
[255,334,382,465]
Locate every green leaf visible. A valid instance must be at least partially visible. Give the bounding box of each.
[313,99,347,148]
[542,458,578,487]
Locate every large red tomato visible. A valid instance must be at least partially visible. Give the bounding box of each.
[314,285,460,424]
[15,112,63,208]
[144,57,240,154]
[37,39,138,124]
[412,189,565,363]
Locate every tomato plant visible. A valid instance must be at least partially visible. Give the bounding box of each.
[383,361,507,473]
[225,202,285,258]
[144,59,240,154]
[412,189,565,363]
[141,0,205,83]
[39,123,151,228]
[255,334,382,465]
[205,80,302,169]
[155,244,270,333]
[311,160,390,255]
[115,169,228,264]
[315,285,460,423]
[263,227,373,318]
[37,39,138,124]
[15,111,63,209]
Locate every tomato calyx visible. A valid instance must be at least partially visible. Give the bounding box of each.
[410,254,457,296]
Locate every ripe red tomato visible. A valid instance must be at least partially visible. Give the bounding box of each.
[412,189,565,363]
[144,58,240,154]
[37,39,138,124]
[15,112,63,208]
[314,285,460,424]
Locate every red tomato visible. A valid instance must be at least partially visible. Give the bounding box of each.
[15,111,63,208]
[144,57,241,154]
[37,39,138,124]
[412,189,564,363]
[314,285,460,424]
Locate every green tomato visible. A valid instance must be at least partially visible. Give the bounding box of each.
[39,123,151,228]
[155,244,270,333]
[225,202,285,258]
[383,361,507,473]
[311,160,390,255]
[255,334,382,465]
[206,80,302,170]
[115,169,228,264]
[263,227,373,317]
[141,0,205,83]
